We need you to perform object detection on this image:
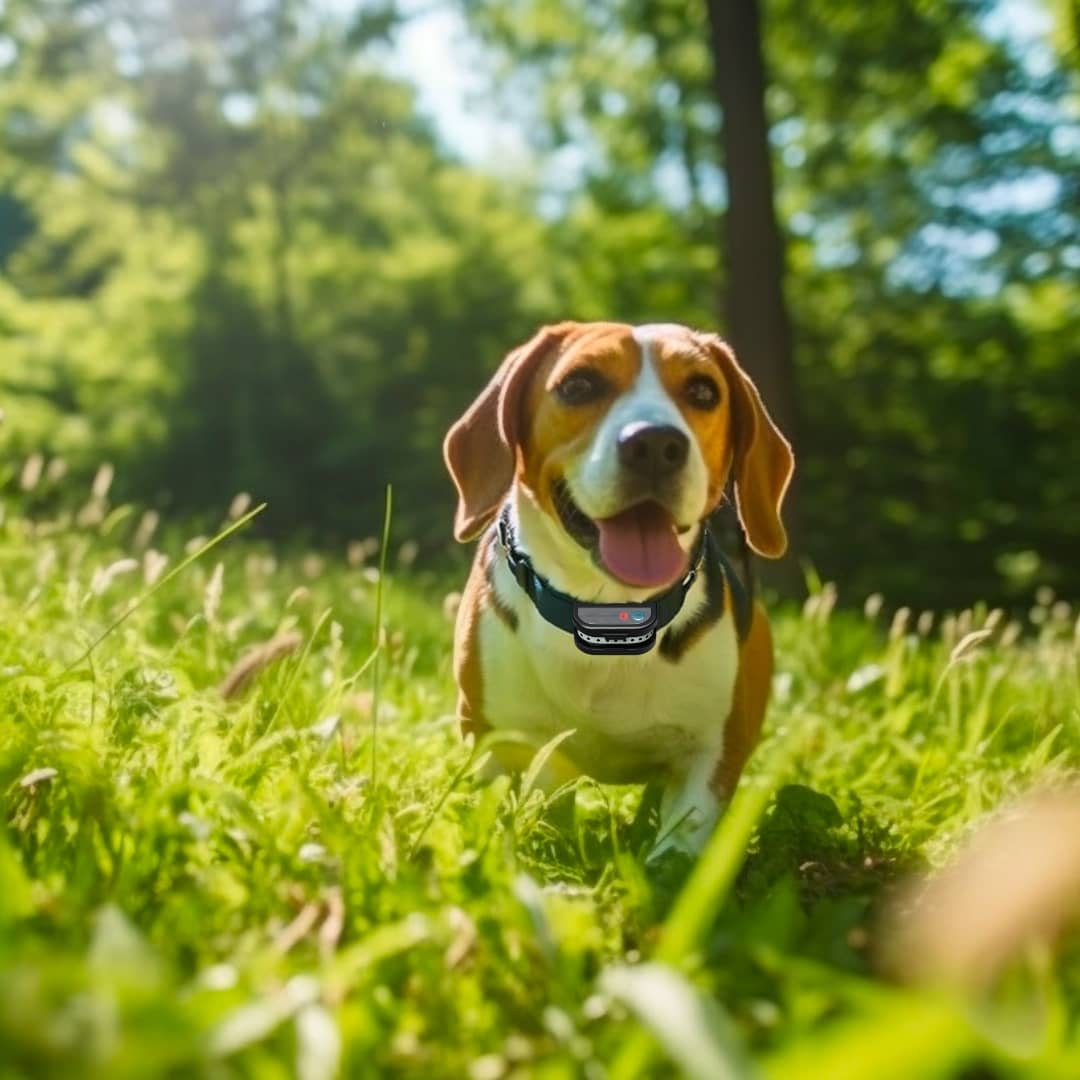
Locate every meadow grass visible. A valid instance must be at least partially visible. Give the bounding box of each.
[0,483,1078,1079]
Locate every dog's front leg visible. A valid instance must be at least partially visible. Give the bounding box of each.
[648,755,724,861]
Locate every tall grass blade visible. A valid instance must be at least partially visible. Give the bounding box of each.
[602,963,757,1080]
[60,503,267,675]
[370,484,392,785]
[609,741,790,1079]
[519,728,577,804]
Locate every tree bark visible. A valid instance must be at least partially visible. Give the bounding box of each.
[704,0,802,569]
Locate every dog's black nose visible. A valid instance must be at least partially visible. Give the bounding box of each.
[617,422,689,477]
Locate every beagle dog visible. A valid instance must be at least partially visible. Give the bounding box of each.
[443,321,794,856]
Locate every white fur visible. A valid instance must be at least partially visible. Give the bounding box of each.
[568,327,710,528]
[477,493,738,858]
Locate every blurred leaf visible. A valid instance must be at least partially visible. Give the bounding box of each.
[88,905,163,987]
[603,962,756,1080]
[763,994,976,1080]
[0,833,33,926]
[295,1002,341,1080]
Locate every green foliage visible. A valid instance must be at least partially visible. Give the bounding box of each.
[0,0,556,543]
[1,0,1078,604]
[457,0,1080,606]
[0,487,1078,1076]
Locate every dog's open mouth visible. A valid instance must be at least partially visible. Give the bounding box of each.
[552,480,688,590]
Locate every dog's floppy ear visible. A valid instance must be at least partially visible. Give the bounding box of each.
[444,324,571,542]
[702,335,795,558]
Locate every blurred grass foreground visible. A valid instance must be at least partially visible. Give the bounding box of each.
[0,472,1078,1077]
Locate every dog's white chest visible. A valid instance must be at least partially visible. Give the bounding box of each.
[479,560,739,784]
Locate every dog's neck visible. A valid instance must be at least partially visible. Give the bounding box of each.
[506,485,701,604]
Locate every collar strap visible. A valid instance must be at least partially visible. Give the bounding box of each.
[495,507,708,654]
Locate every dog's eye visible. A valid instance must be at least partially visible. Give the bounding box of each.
[685,375,721,410]
[555,369,609,406]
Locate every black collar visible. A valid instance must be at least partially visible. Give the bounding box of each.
[495,505,708,653]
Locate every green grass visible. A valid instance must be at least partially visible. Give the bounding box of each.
[0,487,1078,1079]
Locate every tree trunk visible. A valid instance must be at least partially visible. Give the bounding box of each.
[704,0,802,572]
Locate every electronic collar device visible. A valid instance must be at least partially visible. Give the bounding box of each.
[496,509,708,655]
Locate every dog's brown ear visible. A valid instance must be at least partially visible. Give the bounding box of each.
[443,324,571,542]
[703,335,795,558]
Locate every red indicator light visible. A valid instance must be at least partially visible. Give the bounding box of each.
[619,611,629,621]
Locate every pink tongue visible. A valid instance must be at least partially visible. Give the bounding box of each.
[597,503,687,589]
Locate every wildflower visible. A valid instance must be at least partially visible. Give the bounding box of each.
[20,454,44,492]
[133,510,160,551]
[204,562,225,623]
[219,631,303,700]
[228,492,252,521]
[91,463,115,500]
[92,558,139,595]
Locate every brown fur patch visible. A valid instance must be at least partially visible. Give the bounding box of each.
[712,600,773,796]
[454,540,492,740]
[701,337,794,558]
[648,333,737,510]
[518,323,642,517]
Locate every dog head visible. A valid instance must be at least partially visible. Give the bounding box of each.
[444,321,794,590]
